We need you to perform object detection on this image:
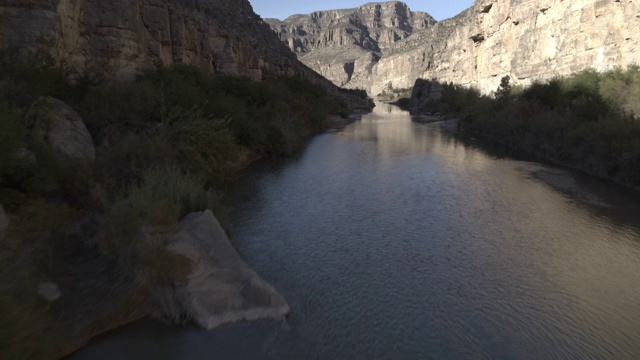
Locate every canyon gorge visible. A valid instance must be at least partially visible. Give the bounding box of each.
[268,0,640,96]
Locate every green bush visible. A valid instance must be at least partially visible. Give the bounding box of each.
[167,108,240,186]
[0,102,26,183]
[440,66,640,188]
[98,166,219,285]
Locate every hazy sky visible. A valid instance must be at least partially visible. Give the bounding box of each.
[249,1,474,21]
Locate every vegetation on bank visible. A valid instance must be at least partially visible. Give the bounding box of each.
[378,86,413,102]
[0,51,352,359]
[421,67,640,189]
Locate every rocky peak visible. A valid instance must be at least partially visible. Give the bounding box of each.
[267,1,436,53]
[265,1,436,88]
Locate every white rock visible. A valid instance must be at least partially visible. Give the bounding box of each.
[170,210,290,330]
[25,97,96,163]
[38,282,62,302]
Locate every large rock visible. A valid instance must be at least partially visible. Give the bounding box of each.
[0,204,7,242]
[25,97,96,163]
[170,210,290,330]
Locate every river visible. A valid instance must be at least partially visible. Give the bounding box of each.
[72,102,640,359]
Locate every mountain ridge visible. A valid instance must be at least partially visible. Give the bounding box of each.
[268,0,640,96]
[266,1,436,88]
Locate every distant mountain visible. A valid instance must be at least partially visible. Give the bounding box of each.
[268,0,640,96]
[266,1,436,89]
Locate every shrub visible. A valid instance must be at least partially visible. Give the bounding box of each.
[521,78,562,109]
[0,102,26,183]
[167,107,240,186]
[79,80,160,144]
[98,165,219,290]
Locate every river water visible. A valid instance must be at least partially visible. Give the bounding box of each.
[73,102,640,359]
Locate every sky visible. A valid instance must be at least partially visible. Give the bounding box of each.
[249,0,474,21]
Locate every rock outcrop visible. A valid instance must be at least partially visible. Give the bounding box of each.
[24,97,96,163]
[381,0,640,95]
[170,210,290,330]
[266,1,436,88]
[0,0,373,110]
[0,0,299,80]
[270,0,640,96]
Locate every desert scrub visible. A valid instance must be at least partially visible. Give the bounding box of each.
[98,165,219,274]
[0,51,357,355]
[166,107,240,187]
[430,67,640,189]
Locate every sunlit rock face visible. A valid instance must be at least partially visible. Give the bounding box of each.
[0,0,314,80]
[266,1,436,89]
[388,0,640,95]
[269,0,640,96]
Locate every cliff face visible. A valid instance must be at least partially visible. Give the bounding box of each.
[378,0,640,95]
[0,0,311,81]
[266,1,436,88]
[267,0,640,96]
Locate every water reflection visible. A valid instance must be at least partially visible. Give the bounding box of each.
[72,102,640,360]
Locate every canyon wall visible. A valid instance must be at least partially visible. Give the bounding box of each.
[266,1,436,88]
[380,0,640,95]
[269,0,640,96]
[0,0,302,79]
[0,0,374,108]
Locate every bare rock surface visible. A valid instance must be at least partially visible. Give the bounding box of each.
[24,97,96,163]
[266,1,436,89]
[0,0,298,80]
[38,282,62,302]
[389,0,640,95]
[171,210,290,330]
[268,0,640,96]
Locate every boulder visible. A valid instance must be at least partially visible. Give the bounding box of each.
[38,282,62,302]
[170,210,290,330]
[25,97,96,164]
[0,204,7,242]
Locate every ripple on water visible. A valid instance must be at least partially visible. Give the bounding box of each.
[72,102,640,360]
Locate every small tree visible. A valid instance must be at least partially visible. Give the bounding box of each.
[495,75,511,109]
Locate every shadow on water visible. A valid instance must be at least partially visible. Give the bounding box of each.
[72,101,640,360]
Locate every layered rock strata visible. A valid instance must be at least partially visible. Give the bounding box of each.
[0,0,297,80]
[383,0,640,95]
[266,1,436,88]
[0,0,372,109]
[270,0,640,96]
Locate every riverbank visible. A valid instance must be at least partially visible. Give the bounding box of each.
[400,68,640,193]
[70,101,640,359]
[0,52,372,360]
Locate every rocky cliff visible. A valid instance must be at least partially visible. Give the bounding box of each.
[266,1,436,88]
[0,0,303,80]
[269,0,640,96]
[381,0,640,95]
[0,0,375,110]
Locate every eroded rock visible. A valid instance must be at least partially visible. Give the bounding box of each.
[25,97,96,164]
[170,210,290,330]
[266,1,436,90]
[38,282,62,302]
[268,0,640,96]
[380,0,640,95]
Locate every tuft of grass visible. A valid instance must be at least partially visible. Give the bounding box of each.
[98,165,220,280]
